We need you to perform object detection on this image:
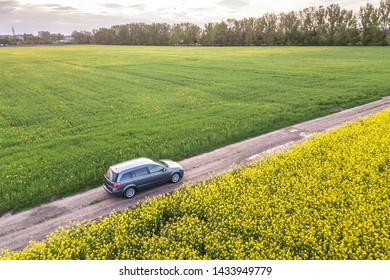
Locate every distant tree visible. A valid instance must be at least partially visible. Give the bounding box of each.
[129,23,146,45]
[39,31,53,44]
[241,17,257,45]
[146,23,170,45]
[72,30,93,44]
[314,6,327,45]
[214,21,229,45]
[359,3,381,45]
[188,23,202,45]
[51,33,64,43]
[253,17,266,45]
[226,18,242,45]
[346,26,361,45]
[170,23,185,45]
[379,0,390,44]
[69,1,388,46]
[299,7,318,45]
[202,23,217,45]
[93,28,116,45]
[335,9,357,45]
[111,25,130,45]
[0,36,13,45]
[173,22,202,45]
[325,4,342,45]
[23,33,37,45]
[261,13,278,45]
[278,11,302,45]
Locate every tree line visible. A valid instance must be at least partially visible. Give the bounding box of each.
[72,2,390,46]
[0,31,64,45]
[2,1,388,46]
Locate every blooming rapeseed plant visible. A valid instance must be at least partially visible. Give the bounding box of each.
[1,108,389,260]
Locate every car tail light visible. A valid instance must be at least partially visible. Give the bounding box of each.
[113,183,120,189]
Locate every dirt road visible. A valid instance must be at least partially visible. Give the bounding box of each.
[1,96,389,251]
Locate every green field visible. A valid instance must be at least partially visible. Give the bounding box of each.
[0,46,389,215]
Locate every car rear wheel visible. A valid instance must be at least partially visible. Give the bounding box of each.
[124,187,136,199]
[171,173,181,183]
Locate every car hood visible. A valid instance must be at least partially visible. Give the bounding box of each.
[160,160,183,169]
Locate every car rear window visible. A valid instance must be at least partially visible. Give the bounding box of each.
[120,171,134,181]
[106,168,118,182]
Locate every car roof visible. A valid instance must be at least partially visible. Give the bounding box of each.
[110,157,156,173]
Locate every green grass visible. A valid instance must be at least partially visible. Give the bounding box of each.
[0,45,389,215]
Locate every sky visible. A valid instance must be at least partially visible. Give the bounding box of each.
[0,0,382,35]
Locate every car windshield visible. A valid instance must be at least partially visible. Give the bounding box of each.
[157,160,168,167]
[106,168,118,182]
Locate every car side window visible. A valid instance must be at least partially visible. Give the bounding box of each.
[133,167,148,177]
[120,171,134,181]
[149,164,164,174]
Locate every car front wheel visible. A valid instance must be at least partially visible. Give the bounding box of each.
[171,173,181,183]
[124,187,136,199]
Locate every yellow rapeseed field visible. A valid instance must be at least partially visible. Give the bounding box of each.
[1,108,389,260]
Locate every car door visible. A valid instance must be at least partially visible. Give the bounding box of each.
[147,164,170,186]
[131,167,150,190]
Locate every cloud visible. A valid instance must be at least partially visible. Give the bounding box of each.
[0,0,18,13]
[97,2,146,14]
[129,3,146,10]
[217,0,251,9]
[50,5,78,12]
[39,4,62,8]
[0,1,90,34]
[8,2,81,14]
[101,3,124,9]
[192,6,216,12]
[157,6,175,12]
[30,3,79,12]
